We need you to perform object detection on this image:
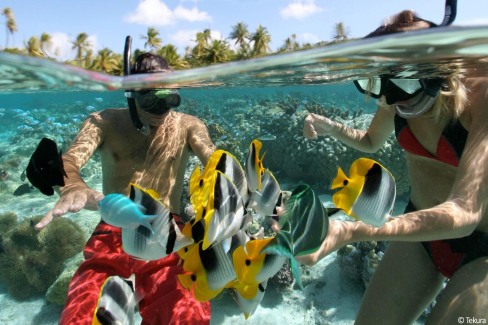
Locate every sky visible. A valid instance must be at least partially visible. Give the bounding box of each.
[2,0,488,61]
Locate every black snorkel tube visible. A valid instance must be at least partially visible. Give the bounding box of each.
[440,0,457,26]
[124,36,149,136]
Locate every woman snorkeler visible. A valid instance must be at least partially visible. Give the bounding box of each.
[300,9,488,324]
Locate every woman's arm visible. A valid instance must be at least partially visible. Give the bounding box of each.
[304,101,396,153]
[300,79,488,265]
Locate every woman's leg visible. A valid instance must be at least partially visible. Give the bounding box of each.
[356,242,445,325]
[427,257,488,324]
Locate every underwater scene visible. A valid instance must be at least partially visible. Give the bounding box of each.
[1,25,488,324]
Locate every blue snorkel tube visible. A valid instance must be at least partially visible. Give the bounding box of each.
[440,0,457,26]
[124,36,149,136]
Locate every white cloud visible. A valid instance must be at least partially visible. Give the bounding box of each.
[125,0,210,26]
[298,32,320,44]
[169,30,199,52]
[174,5,211,22]
[281,0,323,20]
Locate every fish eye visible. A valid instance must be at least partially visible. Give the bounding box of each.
[245,259,251,266]
[343,180,349,186]
[191,274,197,282]
[199,179,203,187]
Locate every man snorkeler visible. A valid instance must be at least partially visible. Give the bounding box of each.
[35,52,215,324]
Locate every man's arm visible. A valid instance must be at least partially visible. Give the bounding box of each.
[187,117,216,165]
[35,112,107,229]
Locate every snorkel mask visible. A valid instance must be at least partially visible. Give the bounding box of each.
[123,37,181,134]
[354,77,444,118]
[125,88,181,114]
[353,0,456,119]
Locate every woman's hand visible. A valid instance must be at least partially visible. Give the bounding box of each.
[35,186,104,230]
[296,219,352,266]
[303,113,337,139]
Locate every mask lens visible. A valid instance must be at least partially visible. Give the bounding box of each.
[389,79,422,94]
[354,78,382,98]
[134,89,181,114]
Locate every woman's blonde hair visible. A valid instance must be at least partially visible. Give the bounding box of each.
[431,76,468,122]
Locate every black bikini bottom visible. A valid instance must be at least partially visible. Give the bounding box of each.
[404,200,488,278]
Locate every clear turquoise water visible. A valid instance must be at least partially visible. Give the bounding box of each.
[1,25,488,324]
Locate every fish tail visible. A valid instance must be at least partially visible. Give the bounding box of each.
[289,257,303,289]
[331,167,348,190]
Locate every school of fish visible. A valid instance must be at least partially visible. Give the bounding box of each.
[98,141,397,320]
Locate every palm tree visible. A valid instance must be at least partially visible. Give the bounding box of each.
[90,48,119,73]
[193,32,206,59]
[229,22,249,47]
[3,8,17,48]
[249,25,271,57]
[332,22,349,42]
[203,29,212,45]
[279,34,299,52]
[141,27,162,51]
[40,33,52,56]
[84,49,94,69]
[71,33,91,67]
[229,21,250,57]
[157,44,188,69]
[25,36,43,57]
[202,39,230,64]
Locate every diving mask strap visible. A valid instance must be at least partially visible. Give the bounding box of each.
[124,35,149,136]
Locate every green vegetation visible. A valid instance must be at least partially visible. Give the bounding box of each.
[0,213,85,300]
[0,7,353,75]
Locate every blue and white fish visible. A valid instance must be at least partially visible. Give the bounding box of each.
[120,184,194,260]
[98,193,156,233]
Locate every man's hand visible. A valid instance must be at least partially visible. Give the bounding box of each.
[35,188,104,230]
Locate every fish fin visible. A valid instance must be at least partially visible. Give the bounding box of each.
[289,257,303,289]
[232,280,267,319]
[139,214,158,235]
[189,165,202,196]
[222,237,232,254]
[331,166,348,190]
[332,191,355,216]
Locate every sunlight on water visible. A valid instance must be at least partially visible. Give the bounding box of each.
[0,25,486,325]
[0,26,487,92]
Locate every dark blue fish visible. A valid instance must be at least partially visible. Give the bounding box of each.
[13,183,34,196]
[26,138,67,196]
